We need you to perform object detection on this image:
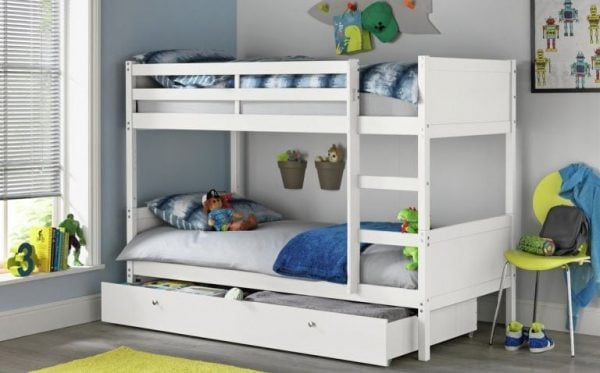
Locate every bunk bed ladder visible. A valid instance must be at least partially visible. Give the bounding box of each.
[353,56,432,360]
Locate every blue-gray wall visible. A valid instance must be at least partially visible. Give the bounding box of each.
[0,0,236,312]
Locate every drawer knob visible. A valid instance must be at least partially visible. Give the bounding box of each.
[151,300,159,306]
[307,321,316,328]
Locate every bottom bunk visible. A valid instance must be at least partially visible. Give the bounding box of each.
[101,281,476,366]
[117,220,418,289]
[105,210,511,364]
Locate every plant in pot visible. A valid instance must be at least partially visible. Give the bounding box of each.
[315,144,345,190]
[277,150,307,189]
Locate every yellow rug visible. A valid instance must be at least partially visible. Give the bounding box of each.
[33,346,259,373]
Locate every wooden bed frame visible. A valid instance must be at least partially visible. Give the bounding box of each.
[102,56,518,365]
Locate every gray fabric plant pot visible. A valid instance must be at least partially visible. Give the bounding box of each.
[277,161,307,189]
[315,161,345,190]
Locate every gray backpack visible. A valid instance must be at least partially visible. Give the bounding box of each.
[539,205,588,256]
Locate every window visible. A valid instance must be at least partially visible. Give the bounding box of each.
[0,0,99,272]
[0,0,61,270]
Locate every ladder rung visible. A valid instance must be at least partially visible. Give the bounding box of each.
[358,176,419,191]
[360,229,419,247]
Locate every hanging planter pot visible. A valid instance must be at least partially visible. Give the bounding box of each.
[276,150,307,189]
[277,161,307,189]
[315,161,345,190]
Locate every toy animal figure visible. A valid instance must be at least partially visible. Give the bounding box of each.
[328,144,344,163]
[316,144,345,163]
[59,214,86,266]
[203,189,257,232]
[397,207,419,271]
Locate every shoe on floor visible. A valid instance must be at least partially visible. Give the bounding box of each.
[505,320,529,351]
[528,322,555,353]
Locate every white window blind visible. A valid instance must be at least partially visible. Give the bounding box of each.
[0,0,61,200]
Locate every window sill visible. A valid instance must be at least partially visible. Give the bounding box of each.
[0,265,105,287]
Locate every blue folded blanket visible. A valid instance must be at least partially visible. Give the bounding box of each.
[273,222,400,284]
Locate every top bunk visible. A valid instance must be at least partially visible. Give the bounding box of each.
[126,56,516,138]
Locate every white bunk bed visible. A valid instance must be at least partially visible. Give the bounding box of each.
[101,56,518,366]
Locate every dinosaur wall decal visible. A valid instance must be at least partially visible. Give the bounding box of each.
[308,0,439,35]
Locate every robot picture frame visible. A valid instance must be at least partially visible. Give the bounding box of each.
[532,0,600,92]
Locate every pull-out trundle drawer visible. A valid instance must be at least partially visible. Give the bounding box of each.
[102,282,417,366]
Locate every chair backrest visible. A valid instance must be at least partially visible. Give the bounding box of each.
[532,171,589,257]
[532,171,573,225]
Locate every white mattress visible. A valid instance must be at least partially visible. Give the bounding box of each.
[117,220,418,289]
[137,92,417,117]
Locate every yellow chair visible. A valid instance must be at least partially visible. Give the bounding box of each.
[489,172,590,356]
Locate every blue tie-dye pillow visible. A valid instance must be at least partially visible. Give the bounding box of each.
[360,62,419,104]
[134,49,235,89]
[146,193,283,231]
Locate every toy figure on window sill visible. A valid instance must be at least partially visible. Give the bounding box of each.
[59,213,87,266]
[203,189,258,232]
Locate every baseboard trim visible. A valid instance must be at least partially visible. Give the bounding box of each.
[1,293,597,340]
[478,295,600,336]
[0,294,101,342]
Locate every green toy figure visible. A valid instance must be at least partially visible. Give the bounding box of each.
[397,207,419,270]
[59,214,86,267]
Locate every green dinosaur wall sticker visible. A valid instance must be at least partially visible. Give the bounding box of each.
[308,0,440,35]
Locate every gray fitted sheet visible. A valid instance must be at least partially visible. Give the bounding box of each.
[117,220,418,289]
[246,291,414,321]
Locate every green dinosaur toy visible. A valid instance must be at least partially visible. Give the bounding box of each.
[59,214,86,267]
[397,207,419,270]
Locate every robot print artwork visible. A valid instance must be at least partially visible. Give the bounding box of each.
[533,0,600,91]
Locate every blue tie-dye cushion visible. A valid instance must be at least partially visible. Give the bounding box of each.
[146,193,283,231]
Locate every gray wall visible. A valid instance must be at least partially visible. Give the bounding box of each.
[0,0,236,312]
[237,0,600,310]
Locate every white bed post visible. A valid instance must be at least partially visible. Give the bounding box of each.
[504,60,518,323]
[346,59,360,294]
[125,61,137,243]
[417,56,431,362]
[231,74,245,195]
[230,133,245,195]
[125,61,137,284]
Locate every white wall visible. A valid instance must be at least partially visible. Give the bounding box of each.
[238,0,600,326]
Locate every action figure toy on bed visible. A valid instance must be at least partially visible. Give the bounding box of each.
[203,189,258,231]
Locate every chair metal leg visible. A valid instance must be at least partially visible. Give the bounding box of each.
[533,271,540,323]
[489,261,509,345]
[565,265,575,357]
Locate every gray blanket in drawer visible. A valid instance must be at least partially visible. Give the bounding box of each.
[245,291,413,322]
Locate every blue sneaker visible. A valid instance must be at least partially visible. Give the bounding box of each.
[505,320,529,351]
[529,322,555,353]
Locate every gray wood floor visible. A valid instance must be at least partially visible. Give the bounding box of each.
[1,322,600,372]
